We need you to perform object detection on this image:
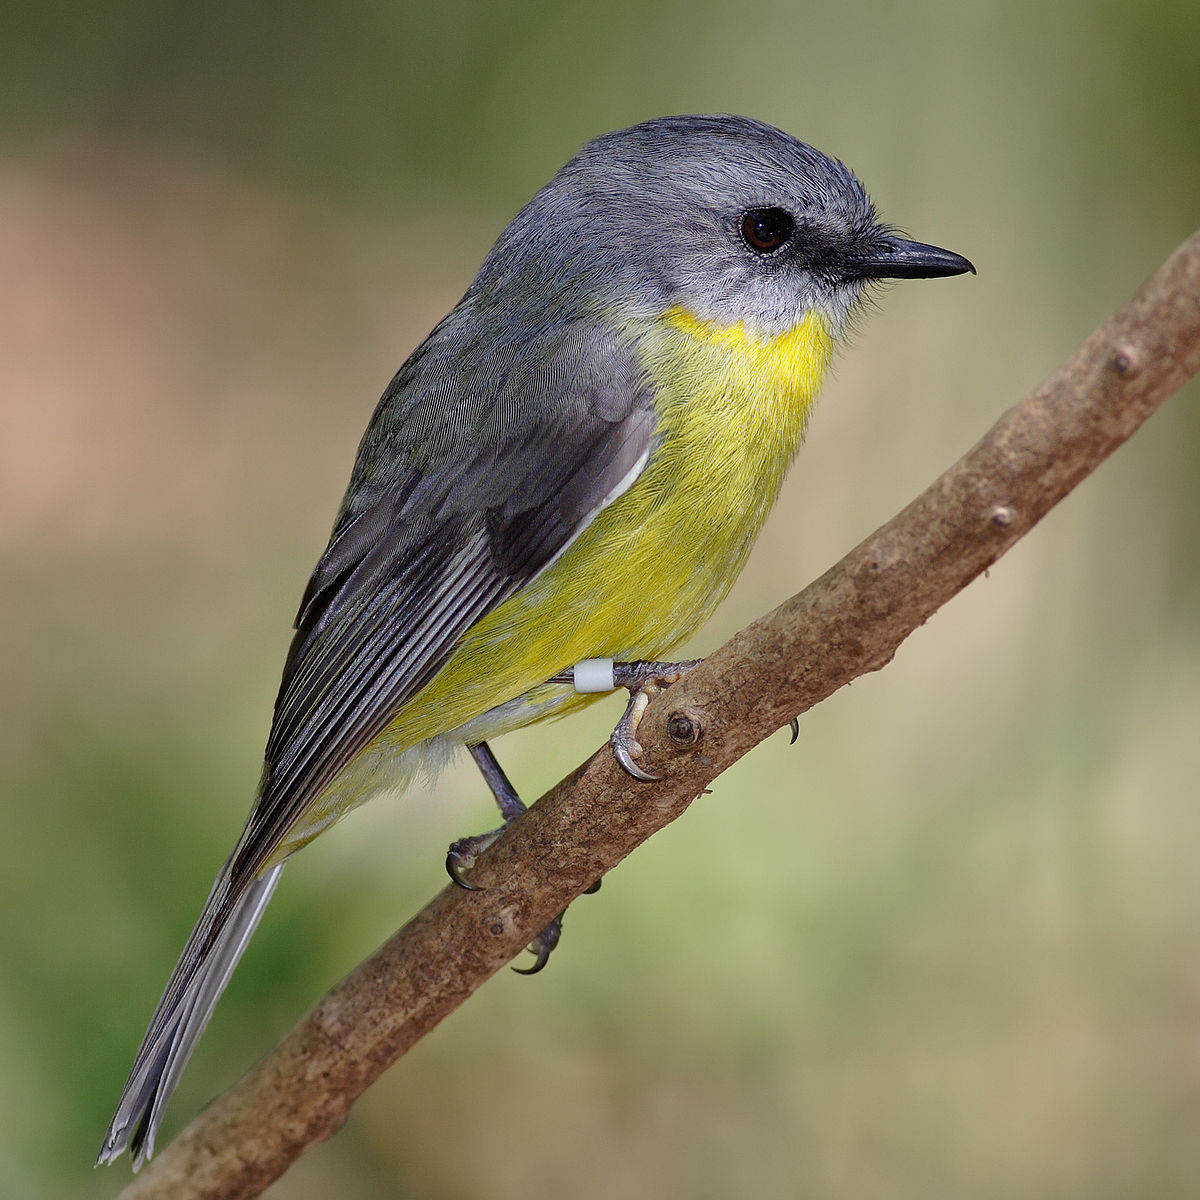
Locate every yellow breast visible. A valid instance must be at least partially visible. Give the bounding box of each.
[386,305,834,748]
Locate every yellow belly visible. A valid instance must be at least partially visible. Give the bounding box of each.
[275,306,833,856]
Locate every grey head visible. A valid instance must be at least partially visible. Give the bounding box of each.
[472,114,973,340]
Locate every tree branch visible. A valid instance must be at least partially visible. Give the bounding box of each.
[115,230,1200,1200]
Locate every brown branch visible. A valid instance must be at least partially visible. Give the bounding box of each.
[115,230,1200,1200]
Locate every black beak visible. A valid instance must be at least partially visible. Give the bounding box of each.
[852,236,975,280]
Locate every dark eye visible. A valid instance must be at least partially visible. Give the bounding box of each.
[740,207,794,253]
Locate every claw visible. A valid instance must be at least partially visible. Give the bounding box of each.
[445,844,482,890]
[789,717,799,745]
[610,684,661,781]
[445,824,507,890]
[612,733,660,781]
[513,915,562,974]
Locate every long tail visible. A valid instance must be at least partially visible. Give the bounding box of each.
[97,861,285,1169]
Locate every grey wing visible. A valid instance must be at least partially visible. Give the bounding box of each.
[228,314,657,891]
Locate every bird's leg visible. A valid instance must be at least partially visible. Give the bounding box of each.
[446,741,597,974]
[550,658,703,781]
[469,740,529,824]
[444,743,528,891]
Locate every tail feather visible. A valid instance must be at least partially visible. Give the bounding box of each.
[97,862,285,1168]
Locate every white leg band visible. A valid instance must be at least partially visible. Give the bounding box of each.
[571,658,616,693]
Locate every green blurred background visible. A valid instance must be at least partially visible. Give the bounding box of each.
[4,2,1199,1197]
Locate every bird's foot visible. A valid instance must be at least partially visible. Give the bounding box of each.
[445,822,509,891]
[551,659,798,774]
[607,659,704,781]
[513,877,600,974]
[444,822,567,972]
[450,742,601,973]
[446,826,598,973]
[551,657,703,780]
[514,912,562,975]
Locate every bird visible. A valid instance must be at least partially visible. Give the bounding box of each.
[97,113,973,1168]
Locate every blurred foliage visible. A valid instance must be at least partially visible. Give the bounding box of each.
[1095,0,1200,183]
[2,2,1199,1199]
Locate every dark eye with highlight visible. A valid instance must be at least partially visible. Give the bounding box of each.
[740,207,795,253]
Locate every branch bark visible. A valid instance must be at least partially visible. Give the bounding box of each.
[115,230,1200,1200]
